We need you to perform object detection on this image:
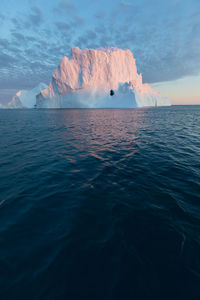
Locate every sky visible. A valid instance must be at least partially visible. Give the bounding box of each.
[0,0,200,105]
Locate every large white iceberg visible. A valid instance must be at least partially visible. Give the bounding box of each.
[8,83,48,108]
[36,47,170,108]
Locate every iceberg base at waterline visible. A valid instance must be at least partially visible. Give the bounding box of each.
[36,80,171,109]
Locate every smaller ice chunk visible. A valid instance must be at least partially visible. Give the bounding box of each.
[8,83,48,108]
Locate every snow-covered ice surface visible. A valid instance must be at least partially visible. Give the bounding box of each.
[8,83,48,108]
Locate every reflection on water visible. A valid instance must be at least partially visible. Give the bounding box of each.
[0,107,200,299]
[58,109,143,168]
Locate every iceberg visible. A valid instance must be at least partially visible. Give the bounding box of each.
[8,83,48,108]
[0,103,6,109]
[36,47,170,108]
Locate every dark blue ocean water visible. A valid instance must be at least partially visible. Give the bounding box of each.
[0,106,200,300]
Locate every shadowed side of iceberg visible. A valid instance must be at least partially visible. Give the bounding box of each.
[95,93,138,108]
[36,83,139,109]
[36,80,170,109]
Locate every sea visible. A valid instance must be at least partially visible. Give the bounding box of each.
[0,106,200,300]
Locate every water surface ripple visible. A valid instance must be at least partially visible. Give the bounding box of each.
[0,106,200,299]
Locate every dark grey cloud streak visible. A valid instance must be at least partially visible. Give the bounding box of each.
[0,0,200,103]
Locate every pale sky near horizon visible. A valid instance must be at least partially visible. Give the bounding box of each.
[152,75,200,105]
[0,0,200,105]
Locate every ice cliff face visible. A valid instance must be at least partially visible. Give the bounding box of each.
[8,83,48,108]
[36,47,170,108]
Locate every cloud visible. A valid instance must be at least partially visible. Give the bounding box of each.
[94,10,106,20]
[11,17,25,30]
[12,32,26,42]
[0,38,9,48]
[55,22,71,31]
[29,6,43,26]
[119,1,135,10]
[0,53,16,68]
[70,15,84,28]
[85,30,97,40]
[55,0,75,14]
[59,0,75,10]
[0,13,5,20]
